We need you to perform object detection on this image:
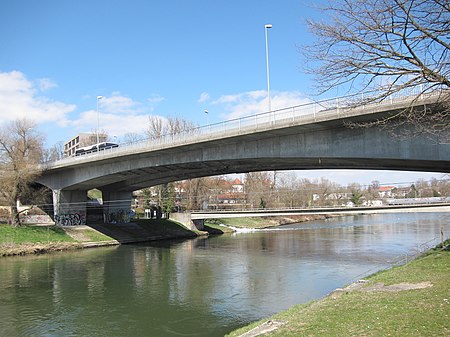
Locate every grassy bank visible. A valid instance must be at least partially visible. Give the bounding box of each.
[0,224,81,256]
[0,224,76,245]
[226,241,450,337]
[0,219,203,257]
[207,214,329,229]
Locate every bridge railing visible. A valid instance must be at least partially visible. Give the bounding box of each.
[47,86,445,167]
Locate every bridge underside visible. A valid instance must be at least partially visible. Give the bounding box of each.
[76,156,448,192]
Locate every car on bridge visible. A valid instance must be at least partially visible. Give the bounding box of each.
[75,142,119,156]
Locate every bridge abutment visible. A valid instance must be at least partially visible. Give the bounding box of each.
[169,212,205,230]
[53,189,87,226]
[102,190,133,223]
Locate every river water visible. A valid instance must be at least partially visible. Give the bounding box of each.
[0,212,448,337]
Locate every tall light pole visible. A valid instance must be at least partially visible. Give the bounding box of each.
[204,109,209,125]
[265,24,272,112]
[96,95,103,144]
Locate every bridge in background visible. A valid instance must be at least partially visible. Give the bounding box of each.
[37,89,450,226]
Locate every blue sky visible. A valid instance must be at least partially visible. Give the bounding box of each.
[0,0,446,186]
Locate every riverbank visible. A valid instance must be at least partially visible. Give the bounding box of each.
[0,219,208,257]
[0,215,328,257]
[206,214,331,230]
[0,212,379,256]
[226,240,450,337]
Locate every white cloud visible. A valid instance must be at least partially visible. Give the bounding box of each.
[147,94,165,104]
[71,109,151,138]
[99,92,142,115]
[37,78,57,91]
[198,92,210,103]
[211,90,311,120]
[0,70,75,125]
[70,93,167,138]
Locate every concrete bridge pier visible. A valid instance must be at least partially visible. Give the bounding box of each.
[53,189,87,226]
[102,190,133,223]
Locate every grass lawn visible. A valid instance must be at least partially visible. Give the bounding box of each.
[227,242,450,337]
[0,224,75,245]
[0,223,80,256]
[209,217,279,229]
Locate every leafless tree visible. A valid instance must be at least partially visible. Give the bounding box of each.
[147,116,165,139]
[181,177,210,210]
[147,116,197,140]
[244,172,274,208]
[0,119,45,225]
[43,141,64,162]
[166,116,197,135]
[122,132,145,144]
[304,0,450,139]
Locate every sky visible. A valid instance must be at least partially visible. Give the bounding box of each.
[0,0,447,186]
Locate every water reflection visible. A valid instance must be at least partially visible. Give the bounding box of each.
[0,213,448,337]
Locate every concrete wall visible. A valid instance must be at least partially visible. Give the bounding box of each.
[52,190,87,226]
[102,190,133,223]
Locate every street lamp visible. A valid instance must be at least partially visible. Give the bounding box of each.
[204,109,209,125]
[96,95,104,144]
[265,24,272,112]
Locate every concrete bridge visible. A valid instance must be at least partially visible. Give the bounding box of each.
[37,89,450,226]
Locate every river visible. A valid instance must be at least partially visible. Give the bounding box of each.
[0,212,448,337]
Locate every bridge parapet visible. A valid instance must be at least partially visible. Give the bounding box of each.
[44,87,445,170]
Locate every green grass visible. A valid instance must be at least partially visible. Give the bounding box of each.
[0,224,75,244]
[227,242,450,337]
[80,229,114,242]
[211,217,278,228]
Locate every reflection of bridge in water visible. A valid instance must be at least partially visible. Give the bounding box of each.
[37,89,450,226]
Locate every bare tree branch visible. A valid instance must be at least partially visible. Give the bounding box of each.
[304,0,450,139]
[0,119,45,226]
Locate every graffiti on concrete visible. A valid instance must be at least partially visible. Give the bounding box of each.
[55,213,86,226]
[105,209,135,224]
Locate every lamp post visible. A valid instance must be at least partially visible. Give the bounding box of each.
[265,24,272,112]
[204,109,209,125]
[96,95,103,144]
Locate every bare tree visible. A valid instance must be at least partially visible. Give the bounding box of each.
[122,132,145,144]
[244,172,274,208]
[147,116,164,138]
[304,0,450,139]
[166,116,197,135]
[181,177,210,210]
[43,141,64,162]
[147,115,197,140]
[0,119,45,225]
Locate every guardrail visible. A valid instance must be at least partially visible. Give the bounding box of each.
[46,87,445,168]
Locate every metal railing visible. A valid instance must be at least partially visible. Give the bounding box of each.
[47,87,444,168]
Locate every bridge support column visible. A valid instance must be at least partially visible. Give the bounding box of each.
[53,189,87,226]
[102,191,133,223]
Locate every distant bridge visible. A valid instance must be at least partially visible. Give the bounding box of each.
[190,204,450,220]
[37,88,450,226]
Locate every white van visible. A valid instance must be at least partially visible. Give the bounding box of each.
[75,142,119,156]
